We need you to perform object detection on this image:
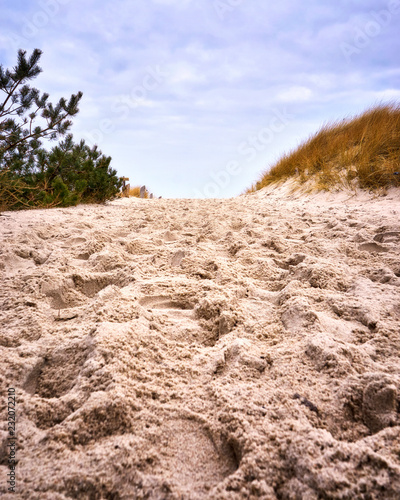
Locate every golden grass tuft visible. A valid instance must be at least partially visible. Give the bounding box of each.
[249,102,400,193]
[129,186,149,198]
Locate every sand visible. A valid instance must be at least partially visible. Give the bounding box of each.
[1,183,400,499]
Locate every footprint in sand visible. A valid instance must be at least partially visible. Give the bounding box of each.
[155,419,239,496]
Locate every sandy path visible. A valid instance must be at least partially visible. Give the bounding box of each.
[1,185,400,499]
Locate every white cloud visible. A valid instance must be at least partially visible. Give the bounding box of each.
[276,86,313,103]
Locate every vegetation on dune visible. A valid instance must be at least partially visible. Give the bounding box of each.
[249,103,400,193]
[0,49,122,211]
[128,186,149,198]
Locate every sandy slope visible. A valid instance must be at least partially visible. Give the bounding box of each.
[1,184,400,499]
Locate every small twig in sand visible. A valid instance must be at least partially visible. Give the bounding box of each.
[293,393,319,415]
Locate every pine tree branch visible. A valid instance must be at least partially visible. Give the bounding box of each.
[0,102,31,118]
[0,77,24,114]
[2,111,69,152]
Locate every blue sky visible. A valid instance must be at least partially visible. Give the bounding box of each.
[1,0,400,198]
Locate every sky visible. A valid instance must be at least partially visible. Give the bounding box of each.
[1,0,400,198]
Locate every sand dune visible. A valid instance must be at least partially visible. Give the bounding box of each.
[1,184,400,499]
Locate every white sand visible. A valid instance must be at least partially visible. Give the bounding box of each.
[1,183,400,499]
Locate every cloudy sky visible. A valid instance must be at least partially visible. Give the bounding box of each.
[1,0,400,198]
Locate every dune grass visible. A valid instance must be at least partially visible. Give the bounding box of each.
[248,102,400,193]
[128,186,149,198]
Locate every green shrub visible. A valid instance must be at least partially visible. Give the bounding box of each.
[1,49,122,211]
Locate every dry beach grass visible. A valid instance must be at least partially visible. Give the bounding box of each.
[0,183,400,498]
[128,186,149,199]
[249,103,400,193]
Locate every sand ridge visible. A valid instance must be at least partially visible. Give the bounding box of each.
[0,184,400,499]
